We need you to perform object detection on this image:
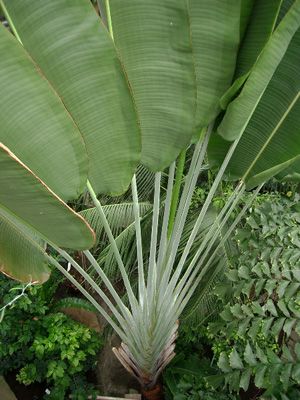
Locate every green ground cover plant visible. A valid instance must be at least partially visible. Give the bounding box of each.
[207,194,300,399]
[0,272,102,400]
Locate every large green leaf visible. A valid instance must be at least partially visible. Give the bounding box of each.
[218,0,300,141]
[109,0,197,171]
[235,0,282,79]
[277,0,296,25]
[0,24,87,201]
[220,0,283,109]
[240,0,255,39]
[209,2,300,188]
[0,143,95,250]
[2,0,140,195]
[0,214,50,283]
[109,1,242,169]
[188,0,241,129]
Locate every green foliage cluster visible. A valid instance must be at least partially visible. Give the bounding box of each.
[208,194,300,399]
[0,272,102,400]
[164,353,238,400]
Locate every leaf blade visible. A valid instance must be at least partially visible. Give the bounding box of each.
[0,143,95,250]
[3,0,141,195]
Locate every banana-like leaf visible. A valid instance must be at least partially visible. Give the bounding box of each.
[188,0,241,129]
[221,0,282,109]
[209,2,300,188]
[0,24,87,201]
[218,1,300,141]
[0,143,95,250]
[109,0,196,171]
[240,0,255,39]
[277,0,296,25]
[109,1,241,169]
[0,213,50,283]
[2,0,140,196]
[235,0,282,79]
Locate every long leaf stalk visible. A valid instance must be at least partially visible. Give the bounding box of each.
[171,128,210,235]
[157,127,212,297]
[171,181,246,297]
[49,133,261,389]
[0,0,22,43]
[152,182,246,341]
[83,249,133,322]
[167,150,186,238]
[157,126,233,310]
[104,0,114,40]
[169,137,240,275]
[51,246,127,328]
[87,181,138,314]
[51,246,146,364]
[157,162,175,277]
[47,254,126,340]
[175,184,264,317]
[131,174,146,306]
[147,172,161,304]
[158,182,252,333]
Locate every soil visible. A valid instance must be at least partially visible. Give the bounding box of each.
[5,371,46,400]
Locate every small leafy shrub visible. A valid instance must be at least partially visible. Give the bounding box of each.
[209,194,300,399]
[190,181,235,212]
[163,324,238,400]
[0,271,102,399]
[164,353,238,400]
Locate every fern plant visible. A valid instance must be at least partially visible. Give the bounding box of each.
[209,194,300,399]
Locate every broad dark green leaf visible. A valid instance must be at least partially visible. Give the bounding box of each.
[109,0,197,171]
[219,0,300,141]
[221,0,282,109]
[235,0,282,79]
[240,0,255,39]
[0,24,87,201]
[0,143,95,250]
[277,0,296,25]
[209,2,300,187]
[3,0,140,195]
[187,0,241,129]
[110,1,241,168]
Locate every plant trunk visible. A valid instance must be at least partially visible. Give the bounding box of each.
[142,383,164,400]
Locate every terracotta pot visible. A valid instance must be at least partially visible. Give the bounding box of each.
[141,384,164,400]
